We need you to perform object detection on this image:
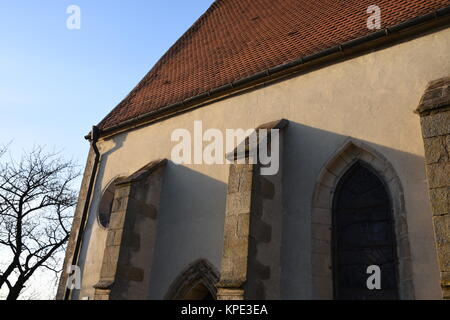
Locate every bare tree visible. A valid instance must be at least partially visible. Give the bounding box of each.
[0,145,79,300]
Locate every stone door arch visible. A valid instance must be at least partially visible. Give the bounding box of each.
[165,259,219,300]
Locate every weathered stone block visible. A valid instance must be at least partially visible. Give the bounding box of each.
[423,136,450,164]
[420,111,450,138]
[417,77,450,300]
[253,220,272,243]
[109,210,126,229]
[398,277,415,300]
[437,262,450,282]
[112,197,124,212]
[311,253,331,277]
[226,192,252,215]
[327,155,351,177]
[342,144,362,160]
[227,166,241,193]
[441,271,450,283]
[312,275,333,300]
[219,259,234,278]
[142,204,158,219]
[115,185,131,198]
[313,185,333,209]
[124,267,144,282]
[125,233,141,250]
[250,260,271,280]
[236,215,250,238]
[113,230,123,246]
[423,87,444,102]
[426,162,450,189]
[397,235,412,260]
[224,238,249,256]
[216,288,244,300]
[398,258,414,280]
[222,241,247,263]
[427,77,450,91]
[421,91,450,113]
[101,247,120,279]
[429,187,450,216]
[395,215,409,238]
[433,215,450,271]
[94,293,110,300]
[106,230,116,246]
[443,286,450,300]
[312,239,330,255]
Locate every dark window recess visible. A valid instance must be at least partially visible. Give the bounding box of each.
[98,182,116,228]
[333,162,399,300]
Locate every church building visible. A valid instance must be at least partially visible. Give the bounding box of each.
[58,0,450,300]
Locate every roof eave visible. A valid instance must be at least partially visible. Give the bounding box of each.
[85,5,450,141]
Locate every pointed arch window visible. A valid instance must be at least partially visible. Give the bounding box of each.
[311,140,414,300]
[332,161,399,300]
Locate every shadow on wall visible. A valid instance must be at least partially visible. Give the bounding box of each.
[77,131,227,300]
[147,161,227,300]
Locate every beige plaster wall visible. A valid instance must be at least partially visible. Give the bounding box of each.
[76,26,450,300]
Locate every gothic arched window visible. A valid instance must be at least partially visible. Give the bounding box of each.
[332,161,399,300]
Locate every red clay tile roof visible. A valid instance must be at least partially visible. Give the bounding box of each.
[98,0,450,130]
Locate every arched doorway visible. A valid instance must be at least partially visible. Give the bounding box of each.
[332,161,399,300]
[181,282,215,300]
[165,259,219,300]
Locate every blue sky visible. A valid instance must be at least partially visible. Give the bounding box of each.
[0,0,214,165]
[0,0,214,299]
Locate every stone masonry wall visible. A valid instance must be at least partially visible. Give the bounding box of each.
[416,76,450,299]
[94,160,166,300]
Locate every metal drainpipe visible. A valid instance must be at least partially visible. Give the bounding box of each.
[64,125,100,300]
